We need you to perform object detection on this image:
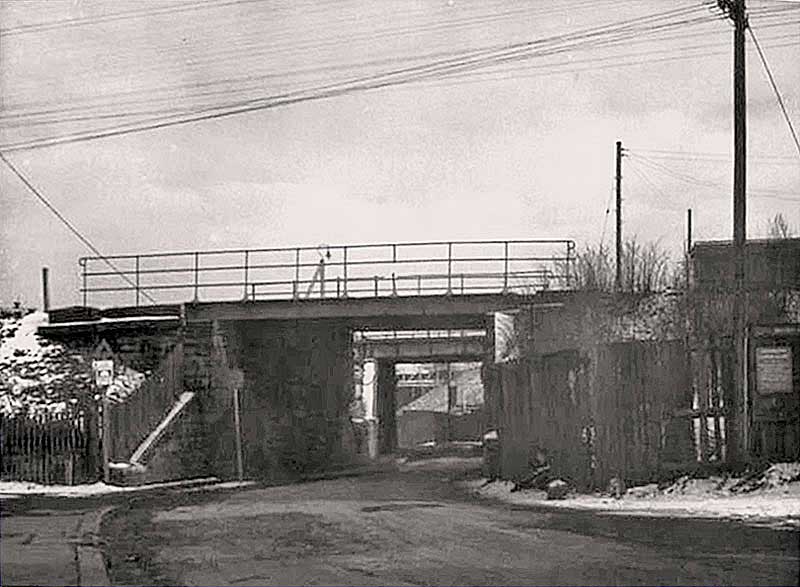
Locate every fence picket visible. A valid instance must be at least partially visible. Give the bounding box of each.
[1,407,99,486]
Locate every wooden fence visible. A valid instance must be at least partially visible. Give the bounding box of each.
[492,340,732,489]
[1,409,100,485]
[107,345,183,462]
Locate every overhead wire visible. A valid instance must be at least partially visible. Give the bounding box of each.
[0,152,157,303]
[4,0,782,115]
[626,152,799,201]
[599,182,616,248]
[747,24,800,158]
[2,2,712,111]
[7,24,794,127]
[0,0,273,36]
[621,148,798,164]
[4,16,762,129]
[0,5,727,150]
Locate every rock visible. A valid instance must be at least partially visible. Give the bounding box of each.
[546,478,570,500]
[607,476,626,499]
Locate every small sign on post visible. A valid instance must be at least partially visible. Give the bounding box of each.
[93,359,114,387]
[92,339,115,484]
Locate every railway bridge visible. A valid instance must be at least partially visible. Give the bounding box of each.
[41,239,575,482]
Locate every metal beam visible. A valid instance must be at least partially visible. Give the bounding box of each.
[184,293,536,325]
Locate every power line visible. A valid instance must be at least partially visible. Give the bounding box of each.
[0,0,272,36]
[0,6,727,151]
[0,151,157,304]
[747,24,800,158]
[627,152,799,201]
[599,181,616,247]
[0,3,721,119]
[624,147,797,162]
[6,24,764,130]
[7,29,793,129]
[12,11,788,126]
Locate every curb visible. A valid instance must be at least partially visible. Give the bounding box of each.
[75,506,115,586]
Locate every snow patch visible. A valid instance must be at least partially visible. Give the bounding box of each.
[0,477,219,498]
[465,466,800,529]
[0,312,51,364]
[0,312,147,417]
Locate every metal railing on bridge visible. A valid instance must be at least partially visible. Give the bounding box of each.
[79,239,575,307]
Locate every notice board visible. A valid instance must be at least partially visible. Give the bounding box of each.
[755,346,793,395]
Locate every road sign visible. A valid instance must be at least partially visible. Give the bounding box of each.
[93,339,114,359]
[93,359,114,387]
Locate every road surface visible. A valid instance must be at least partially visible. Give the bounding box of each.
[100,458,800,586]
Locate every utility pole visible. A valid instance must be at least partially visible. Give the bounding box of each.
[615,140,623,291]
[719,0,748,463]
[686,209,693,289]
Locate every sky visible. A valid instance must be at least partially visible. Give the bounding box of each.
[1,0,798,309]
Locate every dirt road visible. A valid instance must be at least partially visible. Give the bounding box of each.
[102,458,799,586]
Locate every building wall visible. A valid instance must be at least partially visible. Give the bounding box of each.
[397,411,448,448]
[488,287,800,486]
[691,239,800,290]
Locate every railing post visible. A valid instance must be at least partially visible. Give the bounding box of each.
[447,242,453,294]
[243,250,249,300]
[391,272,397,296]
[193,252,200,302]
[374,275,379,297]
[251,283,256,301]
[566,241,575,289]
[294,248,300,300]
[503,241,509,293]
[460,273,464,295]
[320,258,326,299]
[337,276,341,298]
[343,246,348,297]
[80,259,87,307]
[417,275,422,295]
[135,256,140,307]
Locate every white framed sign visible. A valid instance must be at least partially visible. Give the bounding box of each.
[92,359,114,387]
[755,346,793,395]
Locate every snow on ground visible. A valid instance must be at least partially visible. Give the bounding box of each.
[464,463,800,529]
[0,311,146,417]
[0,477,221,498]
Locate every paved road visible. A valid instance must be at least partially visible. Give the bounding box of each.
[1,507,85,586]
[101,458,800,586]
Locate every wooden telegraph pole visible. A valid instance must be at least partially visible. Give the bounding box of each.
[615,140,623,291]
[718,0,748,462]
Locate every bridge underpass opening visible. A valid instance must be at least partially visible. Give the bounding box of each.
[353,328,489,458]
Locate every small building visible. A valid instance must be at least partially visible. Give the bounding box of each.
[690,238,800,290]
[690,238,800,462]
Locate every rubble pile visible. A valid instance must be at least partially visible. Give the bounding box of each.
[730,462,800,493]
[0,311,145,417]
[639,462,800,498]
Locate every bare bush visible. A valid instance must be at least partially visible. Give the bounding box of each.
[561,238,674,293]
[767,213,794,239]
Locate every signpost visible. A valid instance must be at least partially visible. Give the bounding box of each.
[93,340,114,483]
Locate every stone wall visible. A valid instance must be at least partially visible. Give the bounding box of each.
[40,315,363,484]
[231,319,355,480]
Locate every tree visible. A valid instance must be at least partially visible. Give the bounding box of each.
[562,237,674,293]
[767,213,794,239]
